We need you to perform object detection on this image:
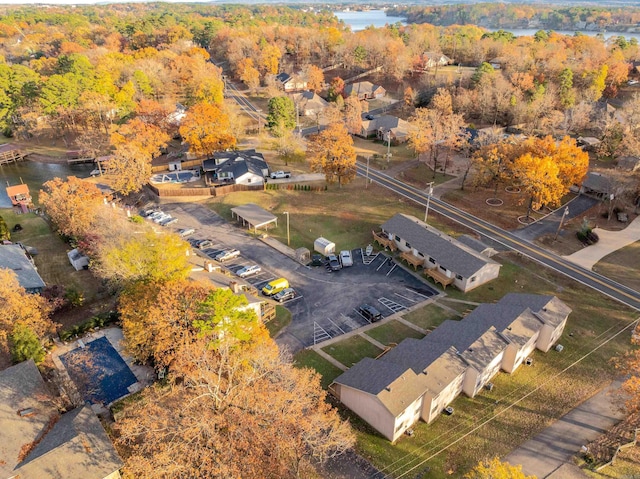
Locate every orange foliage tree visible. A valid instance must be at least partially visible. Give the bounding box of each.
[465,457,535,479]
[307,122,357,186]
[179,102,236,157]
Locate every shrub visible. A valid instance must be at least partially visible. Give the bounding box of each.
[10,325,45,364]
[58,310,120,342]
[64,286,85,307]
[130,215,144,224]
[0,215,10,241]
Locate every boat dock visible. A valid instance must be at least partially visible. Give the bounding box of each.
[0,144,28,165]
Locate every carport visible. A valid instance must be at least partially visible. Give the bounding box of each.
[231,203,278,233]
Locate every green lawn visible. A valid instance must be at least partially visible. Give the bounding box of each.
[594,241,640,293]
[436,299,477,315]
[294,349,345,389]
[402,303,460,331]
[321,335,384,368]
[397,163,455,189]
[266,305,292,338]
[366,320,425,346]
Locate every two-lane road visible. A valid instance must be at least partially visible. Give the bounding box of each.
[356,162,640,311]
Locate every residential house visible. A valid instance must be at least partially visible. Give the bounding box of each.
[290,91,329,116]
[378,214,501,292]
[420,51,453,69]
[359,115,414,144]
[0,360,124,479]
[344,81,386,100]
[0,243,46,293]
[617,156,640,172]
[5,183,32,209]
[202,149,269,186]
[275,72,308,92]
[331,293,571,442]
[578,171,611,200]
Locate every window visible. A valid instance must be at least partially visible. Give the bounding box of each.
[395,421,405,433]
[470,276,477,282]
[247,178,252,183]
[455,274,463,280]
[395,235,401,242]
[406,242,411,249]
[428,257,436,264]
[417,252,424,257]
[439,265,447,272]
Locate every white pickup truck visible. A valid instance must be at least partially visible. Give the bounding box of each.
[270,171,291,179]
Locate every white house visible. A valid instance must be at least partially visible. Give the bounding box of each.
[276,73,308,92]
[202,149,269,186]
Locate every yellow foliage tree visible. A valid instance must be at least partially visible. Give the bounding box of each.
[465,457,535,479]
[307,122,357,186]
[179,102,236,157]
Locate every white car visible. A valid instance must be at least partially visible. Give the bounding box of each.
[237,265,261,278]
[153,213,171,223]
[215,249,241,262]
[178,228,195,237]
[340,250,353,267]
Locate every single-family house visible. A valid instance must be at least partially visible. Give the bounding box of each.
[275,72,308,92]
[579,171,611,200]
[202,149,269,186]
[331,293,571,441]
[5,183,32,208]
[0,360,124,479]
[0,243,46,293]
[617,156,640,172]
[358,115,414,144]
[344,81,386,100]
[290,91,329,116]
[378,214,501,292]
[420,51,453,69]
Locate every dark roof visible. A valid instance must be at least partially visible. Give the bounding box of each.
[202,149,268,176]
[456,235,490,254]
[581,172,611,193]
[276,72,291,83]
[344,81,384,96]
[333,357,410,395]
[0,244,46,291]
[381,214,497,277]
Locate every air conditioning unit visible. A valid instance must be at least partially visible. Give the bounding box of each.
[525,357,533,366]
[555,344,564,352]
[485,382,494,391]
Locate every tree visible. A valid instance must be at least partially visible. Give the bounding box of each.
[272,129,305,166]
[266,96,296,137]
[105,143,154,196]
[10,324,46,364]
[465,457,535,479]
[0,269,55,355]
[305,65,325,93]
[179,102,236,157]
[327,77,345,102]
[558,68,575,110]
[237,57,260,93]
[39,176,104,239]
[0,215,10,241]
[344,94,362,135]
[114,283,354,478]
[93,229,191,285]
[307,122,357,187]
[111,118,169,160]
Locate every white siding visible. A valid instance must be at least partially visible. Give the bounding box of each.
[336,385,396,441]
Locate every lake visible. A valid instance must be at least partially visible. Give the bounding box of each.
[333,10,406,31]
[0,161,94,208]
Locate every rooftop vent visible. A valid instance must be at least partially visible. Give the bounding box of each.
[18,408,35,417]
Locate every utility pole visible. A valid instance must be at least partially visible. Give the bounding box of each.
[554,206,570,241]
[257,109,262,135]
[365,156,370,189]
[424,182,434,223]
[386,130,392,163]
[284,211,290,246]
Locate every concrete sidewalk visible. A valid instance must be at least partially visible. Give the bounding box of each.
[563,215,640,270]
[505,380,626,478]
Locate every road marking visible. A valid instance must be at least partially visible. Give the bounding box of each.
[326,317,346,335]
[313,322,332,345]
[376,257,389,271]
[378,297,407,313]
[386,263,398,276]
[406,287,432,300]
[357,164,640,310]
[354,309,372,324]
[394,292,416,303]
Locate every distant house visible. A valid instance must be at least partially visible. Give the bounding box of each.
[617,156,640,172]
[167,103,187,126]
[0,360,124,479]
[421,51,453,69]
[344,81,386,100]
[579,171,611,200]
[331,293,571,442]
[359,115,414,143]
[5,183,32,210]
[0,244,46,293]
[377,214,501,292]
[275,72,307,92]
[202,149,269,186]
[290,91,329,116]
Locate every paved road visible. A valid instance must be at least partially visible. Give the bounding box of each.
[356,163,640,311]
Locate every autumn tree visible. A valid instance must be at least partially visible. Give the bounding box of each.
[114,283,354,478]
[266,96,296,137]
[179,102,236,156]
[0,269,56,360]
[111,118,169,160]
[40,176,104,239]
[105,143,154,196]
[305,64,325,93]
[307,122,357,187]
[327,76,345,102]
[465,457,535,479]
[237,57,260,93]
[344,94,362,135]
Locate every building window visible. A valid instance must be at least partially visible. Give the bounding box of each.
[247,178,252,183]
[395,422,405,433]
[406,242,411,249]
[428,257,436,264]
[439,265,447,272]
[455,274,463,280]
[395,235,401,242]
[417,252,424,257]
[470,276,477,282]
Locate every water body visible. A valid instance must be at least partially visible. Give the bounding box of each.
[334,10,406,31]
[0,160,94,208]
[335,10,640,41]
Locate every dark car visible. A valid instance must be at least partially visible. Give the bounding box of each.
[327,254,342,271]
[358,304,382,323]
[310,254,324,267]
[196,239,213,249]
[273,287,296,303]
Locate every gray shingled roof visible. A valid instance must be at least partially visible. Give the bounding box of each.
[582,172,611,193]
[381,214,497,278]
[344,81,383,96]
[457,235,490,255]
[0,244,46,291]
[203,149,268,177]
[333,357,410,395]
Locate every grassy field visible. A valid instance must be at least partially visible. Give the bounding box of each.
[266,305,292,338]
[593,241,640,293]
[366,320,425,346]
[402,303,461,331]
[321,335,384,368]
[396,163,455,189]
[1,209,104,301]
[298,251,638,477]
[294,349,345,389]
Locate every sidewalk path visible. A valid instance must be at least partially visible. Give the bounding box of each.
[563,215,640,270]
[505,380,626,478]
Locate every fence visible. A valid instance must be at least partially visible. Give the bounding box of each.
[595,428,640,471]
[147,183,264,198]
[151,158,203,173]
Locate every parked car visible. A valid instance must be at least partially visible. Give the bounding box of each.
[262,278,289,296]
[160,217,178,226]
[340,250,353,267]
[215,249,240,262]
[310,254,324,267]
[148,211,165,220]
[327,254,342,271]
[358,304,382,323]
[273,287,296,303]
[140,208,156,217]
[196,239,213,249]
[270,170,291,179]
[153,213,171,223]
[178,228,195,237]
[237,264,261,278]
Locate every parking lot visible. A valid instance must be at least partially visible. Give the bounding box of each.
[158,203,440,352]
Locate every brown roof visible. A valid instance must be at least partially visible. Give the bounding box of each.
[6,184,30,197]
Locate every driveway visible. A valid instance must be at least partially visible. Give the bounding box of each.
[505,380,626,478]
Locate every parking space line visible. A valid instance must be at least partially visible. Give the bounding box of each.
[394,292,416,303]
[354,309,372,324]
[281,295,303,304]
[378,297,407,313]
[376,257,388,271]
[386,263,398,276]
[313,322,332,345]
[406,287,432,299]
[326,317,346,335]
